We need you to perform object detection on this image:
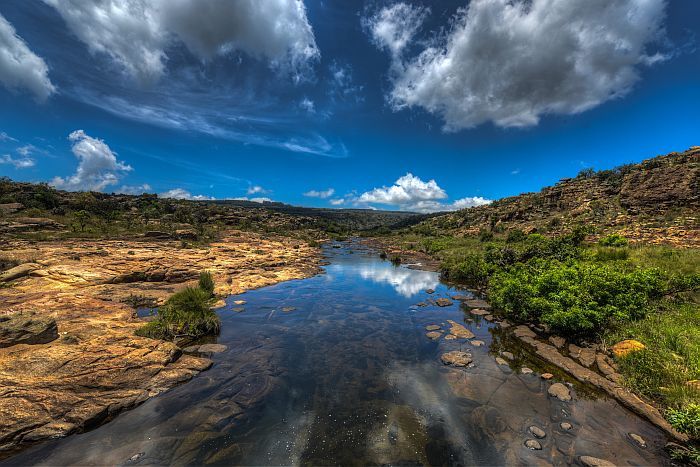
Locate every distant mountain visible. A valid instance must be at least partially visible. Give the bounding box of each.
[420,147,699,247]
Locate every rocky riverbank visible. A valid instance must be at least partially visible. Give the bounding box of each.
[0,231,321,457]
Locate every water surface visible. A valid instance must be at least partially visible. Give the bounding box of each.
[6,241,669,466]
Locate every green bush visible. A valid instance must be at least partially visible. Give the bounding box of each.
[441,253,489,289]
[489,259,665,336]
[593,247,630,261]
[478,229,494,242]
[599,233,629,247]
[666,403,700,439]
[135,286,219,340]
[198,271,215,296]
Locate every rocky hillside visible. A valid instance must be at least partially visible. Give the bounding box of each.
[423,147,699,247]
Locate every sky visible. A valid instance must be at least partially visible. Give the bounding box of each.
[0,0,698,213]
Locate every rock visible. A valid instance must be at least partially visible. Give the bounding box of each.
[529,425,546,438]
[435,298,453,307]
[425,325,441,331]
[596,353,618,378]
[232,307,245,312]
[524,439,542,450]
[281,306,296,312]
[484,314,494,321]
[197,344,227,354]
[128,452,145,462]
[175,229,198,240]
[548,383,572,401]
[498,321,511,329]
[444,334,457,340]
[560,422,572,430]
[451,294,470,301]
[569,344,596,367]
[425,289,435,294]
[182,345,201,353]
[446,320,475,339]
[579,456,616,467]
[233,300,246,305]
[440,351,473,367]
[513,325,537,339]
[10,217,63,230]
[496,357,508,366]
[541,373,554,380]
[426,331,442,340]
[0,263,40,283]
[416,302,428,307]
[143,230,172,239]
[549,336,566,348]
[0,202,24,213]
[501,351,514,360]
[471,340,485,347]
[629,433,646,448]
[465,299,491,309]
[611,339,645,358]
[521,367,533,375]
[469,308,490,316]
[0,313,58,348]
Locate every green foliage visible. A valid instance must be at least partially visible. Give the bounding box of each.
[593,247,630,261]
[666,404,700,439]
[478,229,494,242]
[441,253,489,289]
[506,229,527,243]
[489,260,665,336]
[198,271,215,296]
[599,233,629,247]
[135,286,219,340]
[390,254,401,266]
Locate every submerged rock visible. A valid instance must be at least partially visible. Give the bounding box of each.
[579,456,616,467]
[233,300,246,305]
[440,351,473,367]
[630,433,646,448]
[425,325,441,331]
[426,331,442,340]
[524,439,542,450]
[529,425,546,438]
[471,340,485,347]
[446,320,475,339]
[435,298,453,307]
[548,383,572,401]
[560,422,573,430]
[469,308,490,316]
[197,344,227,354]
[281,306,296,312]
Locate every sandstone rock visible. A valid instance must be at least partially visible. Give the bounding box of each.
[465,299,491,309]
[451,294,470,301]
[549,336,566,348]
[182,345,201,353]
[435,298,453,307]
[175,229,198,240]
[521,367,533,375]
[444,334,457,340]
[611,339,645,358]
[469,308,490,316]
[426,331,442,340]
[440,351,473,367]
[233,300,247,305]
[496,357,508,366]
[197,344,227,354]
[0,202,24,213]
[513,325,536,339]
[501,351,514,360]
[471,340,484,347]
[446,320,475,339]
[560,422,572,430]
[0,313,58,348]
[281,306,296,313]
[0,263,39,283]
[425,325,441,331]
[579,456,616,467]
[596,353,618,378]
[548,383,571,401]
[484,314,494,321]
[541,373,554,380]
[529,425,546,438]
[143,230,172,239]
[524,439,542,450]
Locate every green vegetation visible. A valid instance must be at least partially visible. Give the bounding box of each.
[667,404,700,440]
[599,233,629,247]
[135,279,220,341]
[198,271,215,296]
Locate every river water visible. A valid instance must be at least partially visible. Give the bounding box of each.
[6,241,669,466]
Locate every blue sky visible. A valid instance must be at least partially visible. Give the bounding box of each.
[0,0,698,212]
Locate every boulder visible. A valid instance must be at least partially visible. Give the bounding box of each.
[560,422,572,430]
[0,313,58,348]
[440,351,473,367]
[0,263,39,283]
[611,339,645,358]
[547,383,571,402]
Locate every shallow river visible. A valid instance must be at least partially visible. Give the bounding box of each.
[7,241,669,466]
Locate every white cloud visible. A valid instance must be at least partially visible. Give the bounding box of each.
[303,188,335,198]
[363,2,429,58]
[117,184,152,195]
[230,196,272,203]
[0,153,35,169]
[51,130,132,192]
[300,97,315,113]
[0,13,56,101]
[329,198,345,206]
[159,188,214,200]
[373,0,668,130]
[0,131,17,142]
[43,0,319,83]
[357,173,491,213]
[247,185,269,195]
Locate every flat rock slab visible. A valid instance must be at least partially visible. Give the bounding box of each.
[425,331,442,340]
[197,344,227,354]
[446,320,475,339]
[0,313,58,348]
[440,351,473,367]
[435,298,453,307]
[0,263,40,283]
[471,340,485,347]
[579,456,616,467]
[464,299,491,309]
[469,308,490,316]
[548,383,572,401]
[425,325,441,331]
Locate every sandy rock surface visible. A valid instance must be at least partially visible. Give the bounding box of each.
[0,230,320,456]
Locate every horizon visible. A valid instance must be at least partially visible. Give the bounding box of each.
[0,1,699,213]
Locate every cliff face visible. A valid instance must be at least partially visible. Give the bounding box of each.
[427,147,699,247]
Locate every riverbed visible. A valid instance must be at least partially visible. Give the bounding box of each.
[5,240,669,466]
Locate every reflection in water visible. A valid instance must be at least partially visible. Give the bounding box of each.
[4,241,670,466]
[357,262,439,297]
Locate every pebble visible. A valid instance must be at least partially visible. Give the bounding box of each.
[548,382,572,401]
[560,422,573,430]
[529,425,546,438]
[495,357,508,366]
[541,373,554,380]
[128,452,145,462]
[471,340,485,347]
[521,367,533,374]
[524,439,542,450]
[233,300,246,305]
[629,433,646,448]
[501,351,514,360]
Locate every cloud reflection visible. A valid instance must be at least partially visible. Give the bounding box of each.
[358,264,438,298]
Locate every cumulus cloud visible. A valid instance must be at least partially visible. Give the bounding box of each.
[246,185,269,195]
[303,188,335,198]
[230,196,272,203]
[43,0,319,83]
[329,198,345,206]
[0,13,56,101]
[0,153,35,169]
[159,188,214,200]
[117,183,152,195]
[51,130,132,191]
[357,173,491,213]
[363,2,429,58]
[370,0,668,129]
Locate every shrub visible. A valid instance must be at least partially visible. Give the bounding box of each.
[593,247,630,262]
[489,260,665,336]
[666,404,700,439]
[135,286,219,340]
[599,233,629,247]
[479,229,494,242]
[441,253,489,289]
[506,229,527,243]
[198,271,215,296]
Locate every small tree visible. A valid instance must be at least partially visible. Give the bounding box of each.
[73,210,91,232]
